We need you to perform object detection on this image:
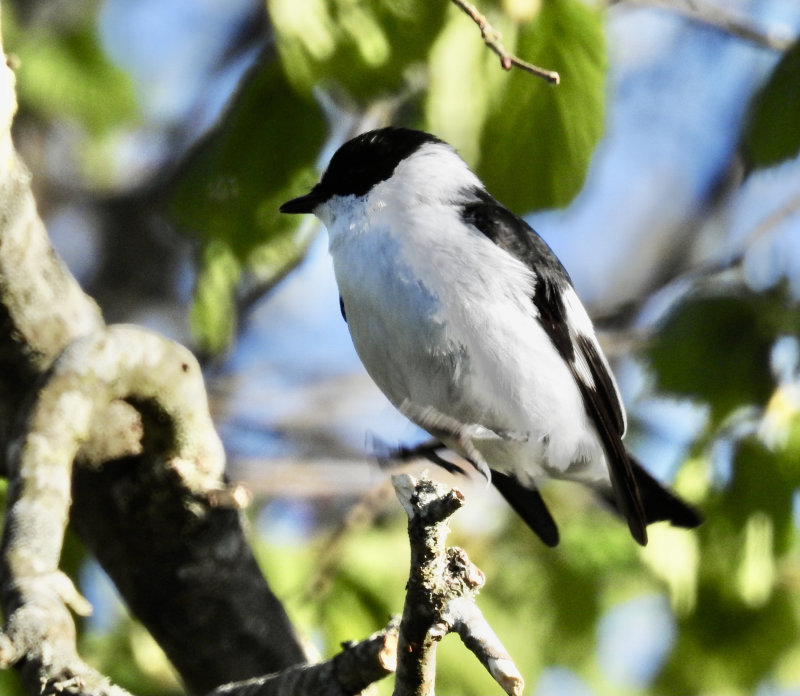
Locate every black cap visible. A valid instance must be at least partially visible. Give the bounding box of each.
[279,127,442,214]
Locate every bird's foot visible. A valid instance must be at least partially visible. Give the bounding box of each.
[396,400,525,484]
[370,435,468,476]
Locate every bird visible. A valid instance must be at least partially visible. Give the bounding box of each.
[280,126,701,546]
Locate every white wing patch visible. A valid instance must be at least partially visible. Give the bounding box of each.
[561,286,628,437]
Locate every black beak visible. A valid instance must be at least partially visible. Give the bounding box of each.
[279,185,324,214]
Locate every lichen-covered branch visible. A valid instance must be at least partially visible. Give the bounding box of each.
[443,595,523,694]
[0,8,308,694]
[0,28,105,480]
[391,473,524,696]
[0,324,244,694]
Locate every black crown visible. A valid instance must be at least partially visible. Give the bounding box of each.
[318,127,442,199]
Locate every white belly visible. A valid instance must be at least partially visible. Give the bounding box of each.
[329,213,609,487]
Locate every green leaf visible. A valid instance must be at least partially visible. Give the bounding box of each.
[742,39,800,169]
[268,0,448,99]
[169,61,325,353]
[2,4,138,134]
[719,439,800,558]
[426,6,497,165]
[477,0,606,212]
[427,0,606,212]
[647,287,800,425]
[658,583,798,694]
[188,241,241,356]
[656,438,800,694]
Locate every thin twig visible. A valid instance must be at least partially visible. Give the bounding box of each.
[450,0,561,84]
[444,596,524,694]
[616,0,795,52]
[742,187,800,252]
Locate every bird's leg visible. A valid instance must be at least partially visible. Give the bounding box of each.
[373,437,468,476]
[398,401,497,483]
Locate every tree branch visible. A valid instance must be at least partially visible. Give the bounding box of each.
[209,621,398,696]
[0,9,308,693]
[392,473,524,696]
[443,594,523,694]
[450,0,561,84]
[0,325,247,694]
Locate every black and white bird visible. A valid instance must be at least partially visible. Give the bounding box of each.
[280,127,701,546]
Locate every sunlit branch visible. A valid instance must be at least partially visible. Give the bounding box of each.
[208,622,398,696]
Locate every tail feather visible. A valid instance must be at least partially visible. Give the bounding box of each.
[491,469,560,547]
[404,438,701,546]
[603,456,703,530]
[491,457,701,548]
[633,458,703,528]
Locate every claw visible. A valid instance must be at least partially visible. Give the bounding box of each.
[397,400,499,484]
[369,434,468,476]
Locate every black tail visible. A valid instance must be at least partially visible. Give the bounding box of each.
[395,437,701,546]
[491,469,560,547]
[603,456,703,529]
[492,458,701,548]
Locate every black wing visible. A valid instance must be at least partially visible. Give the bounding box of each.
[461,189,648,545]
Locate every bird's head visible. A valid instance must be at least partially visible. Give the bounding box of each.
[280,127,481,226]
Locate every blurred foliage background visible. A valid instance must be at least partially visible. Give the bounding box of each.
[2,0,800,694]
